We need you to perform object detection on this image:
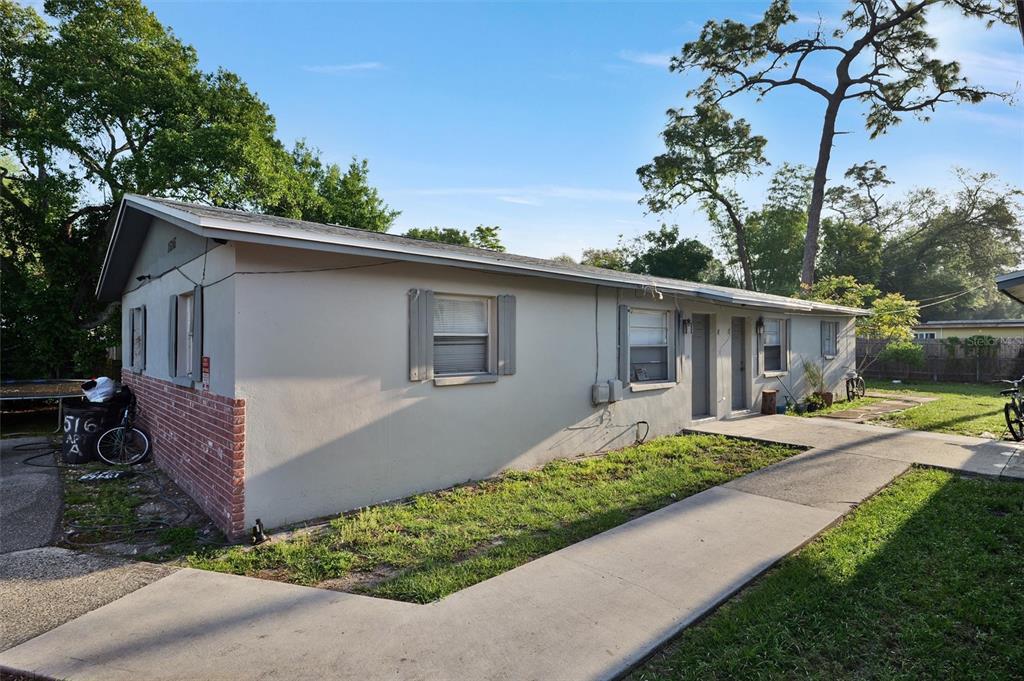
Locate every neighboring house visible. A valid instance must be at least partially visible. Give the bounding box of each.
[911,319,1024,340]
[997,269,1024,306]
[97,195,865,537]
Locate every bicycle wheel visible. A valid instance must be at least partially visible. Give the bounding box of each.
[1006,402,1024,442]
[854,377,866,399]
[96,426,151,465]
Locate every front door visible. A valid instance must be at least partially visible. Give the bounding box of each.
[691,314,711,418]
[731,317,747,410]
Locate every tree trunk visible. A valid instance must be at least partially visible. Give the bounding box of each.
[721,201,754,290]
[729,208,753,290]
[800,95,843,288]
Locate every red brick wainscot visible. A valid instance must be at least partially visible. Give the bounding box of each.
[121,370,246,538]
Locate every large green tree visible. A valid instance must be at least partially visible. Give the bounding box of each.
[878,170,1023,320]
[1,0,397,378]
[404,225,505,251]
[626,225,734,285]
[637,102,766,289]
[673,0,1015,288]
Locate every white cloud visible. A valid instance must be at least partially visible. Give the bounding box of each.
[618,50,674,69]
[927,7,1024,92]
[497,196,540,206]
[302,62,385,74]
[406,185,641,203]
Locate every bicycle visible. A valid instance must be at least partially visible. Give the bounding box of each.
[845,370,866,402]
[1000,375,1024,442]
[96,390,151,465]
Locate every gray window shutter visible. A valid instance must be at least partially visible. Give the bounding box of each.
[139,306,147,371]
[128,308,136,371]
[820,321,828,356]
[668,310,680,382]
[408,289,434,381]
[497,294,516,375]
[168,295,178,377]
[192,285,204,382]
[617,304,630,387]
[784,318,791,371]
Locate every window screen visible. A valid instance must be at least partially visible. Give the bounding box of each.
[629,309,669,382]
[764,318,782,371]
[433,296,489,375]
[821,321,839,357]
[130,306,145,370]
[176,293,194,378]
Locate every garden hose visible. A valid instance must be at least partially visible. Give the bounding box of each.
[12,439,216,547]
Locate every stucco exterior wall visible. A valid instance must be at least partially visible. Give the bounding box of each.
[120,224,236,396]
[232,243,855,529]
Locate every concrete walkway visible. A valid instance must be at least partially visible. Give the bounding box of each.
[818,392,937,424]
[2,417,1022,680]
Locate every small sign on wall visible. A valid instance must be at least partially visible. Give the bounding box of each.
[201,356,210,392]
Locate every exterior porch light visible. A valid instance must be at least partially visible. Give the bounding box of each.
[680,317,692,335]
[755,317,765,336]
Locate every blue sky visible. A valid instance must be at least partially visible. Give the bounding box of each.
[142,1,1024,259]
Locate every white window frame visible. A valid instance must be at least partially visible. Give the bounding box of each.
[628,308,671,383]
[821,320,839,359]
[762,317,787,373]
[913,331,936,340]
[432,294,493,377]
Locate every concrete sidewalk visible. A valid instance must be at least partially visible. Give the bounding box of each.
[689,414,1024,481]
[2,417,1021,680]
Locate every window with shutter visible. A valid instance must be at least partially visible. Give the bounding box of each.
[628,309,670,382]
[175,292,194,378]
[129,306,146,372]
[764,318,783,371]
[821,321,838,358]
[433,296,490,375]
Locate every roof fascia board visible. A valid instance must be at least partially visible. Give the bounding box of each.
[94,199,128,297]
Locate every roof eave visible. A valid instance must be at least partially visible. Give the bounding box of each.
[996,269,1024,306]
[100,194,868,316]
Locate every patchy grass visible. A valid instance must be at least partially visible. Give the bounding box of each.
[61,462,143,545]
[866,380,1011,438]
[629,468,1024,680]
[60,461,219,559]
[798,395,884,418]
[189,434,798,603]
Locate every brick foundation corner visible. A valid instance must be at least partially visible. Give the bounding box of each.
[121,370,246,539]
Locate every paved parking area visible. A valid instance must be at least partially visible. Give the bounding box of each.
[0,548,175,652]
[1,438,62,554]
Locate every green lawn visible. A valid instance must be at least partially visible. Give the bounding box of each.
[189,434,797,603]
[629,468,1024,680]
[866,380,1011,438]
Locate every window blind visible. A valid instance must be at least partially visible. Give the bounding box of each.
[434,296,488,375]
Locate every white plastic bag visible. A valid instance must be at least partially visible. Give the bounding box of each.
[83,376,117,403]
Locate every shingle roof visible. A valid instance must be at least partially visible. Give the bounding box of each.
[97,194,868,316]
[916,319,1024,328]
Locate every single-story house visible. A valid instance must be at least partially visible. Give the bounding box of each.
[997,269,1024,306]
[97,195,866,537]
[911,319,1024,340]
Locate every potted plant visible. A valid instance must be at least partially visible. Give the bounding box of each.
[802,360,834,408]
